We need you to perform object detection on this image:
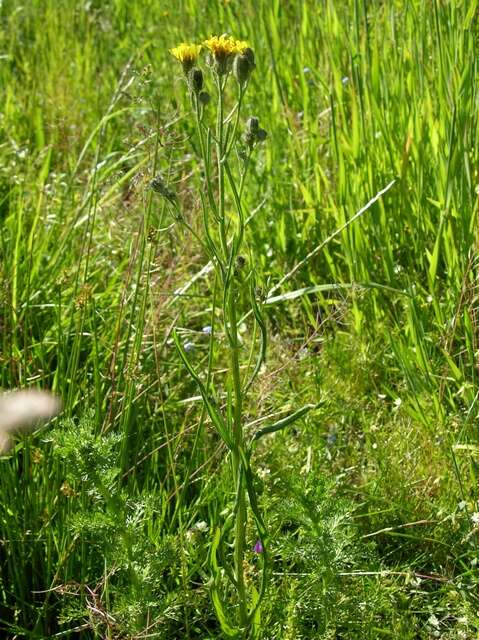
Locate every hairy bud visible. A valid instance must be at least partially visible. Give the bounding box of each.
[188,67,204,94]
[198,91,211,106]
[150,174,177,204]
[247,117,259,134]
[244,117,267,148]
[234,47,255,86]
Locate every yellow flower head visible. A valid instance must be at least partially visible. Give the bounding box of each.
[203,35,250,75]
[234,40,250,55]
[204,35,249,59]
[170,43,202,73]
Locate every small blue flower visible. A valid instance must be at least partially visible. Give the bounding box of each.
[202,325,212,335]
[184,341,195,353]
[326,432,337,447]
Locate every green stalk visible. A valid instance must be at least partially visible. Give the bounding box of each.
[216,71,248,630]
[216,76,229,263]
[229,288,248,629]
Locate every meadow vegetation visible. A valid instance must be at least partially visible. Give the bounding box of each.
[0,0,478,637]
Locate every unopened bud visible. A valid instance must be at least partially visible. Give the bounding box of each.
[198,91,211,106]
[233,53,253,85]
[244,117,267,149]
[236,255,246,269]
[247,117,259,134]
[242,48,255,67]
[234,255,246,278]
[150,174,177,204]
[188,68,203,94]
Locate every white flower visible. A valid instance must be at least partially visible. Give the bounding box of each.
[194,520,208,532]
[184,341,195,353]
[428,613,439,628]
[0,390,61,453]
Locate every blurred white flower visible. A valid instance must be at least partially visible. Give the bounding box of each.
[184,341,195,353]
[0,390,61,454]
[185,520,209,544]
[194,520,208,532]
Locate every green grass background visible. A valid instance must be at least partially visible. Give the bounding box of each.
[1,0,478,637]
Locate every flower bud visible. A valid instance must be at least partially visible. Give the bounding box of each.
[150,174,176,203]
[234,255,247,279]
[236,255,246,270]
[188,68,203,94]
[243,118,267,149]
[198,91,211,106]
[247,117,259,134]
[233,52,254,85]
[242,47,255,67]
[253,539,264,554]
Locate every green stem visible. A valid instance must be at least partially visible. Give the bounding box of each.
[216,73,249,631]
[233,449,248,630]
[194,93,220,222]
[228,287,243,447]
[224,85,245,158]
[216,76,229,263]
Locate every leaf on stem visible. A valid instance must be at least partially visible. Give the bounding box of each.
[173,330,233,448]
[251,404,316,443]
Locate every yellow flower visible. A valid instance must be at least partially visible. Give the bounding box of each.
[203,35,250,75]
[234,40,250,55]
[204,35,249,59]
[170,43,202,73]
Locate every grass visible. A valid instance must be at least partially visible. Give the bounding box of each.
[0,0,478,637]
